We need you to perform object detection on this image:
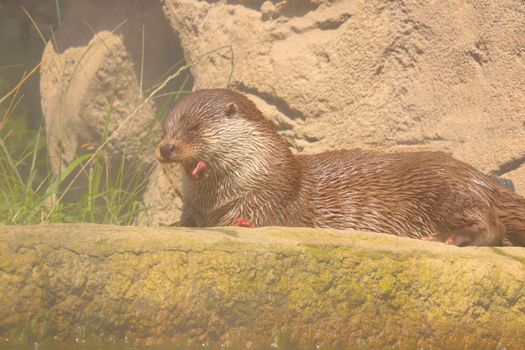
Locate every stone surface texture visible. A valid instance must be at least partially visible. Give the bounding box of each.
[40,0,525,224]
[1,224,524,348]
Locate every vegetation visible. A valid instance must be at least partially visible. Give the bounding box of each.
[0,4,194,225]
[0,60,190,225]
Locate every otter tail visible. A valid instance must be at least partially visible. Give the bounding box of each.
[497,189,525,246]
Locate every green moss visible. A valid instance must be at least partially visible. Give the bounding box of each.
[491,247,525,265]
[1,225,525,348]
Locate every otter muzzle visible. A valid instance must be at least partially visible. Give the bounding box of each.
[156,141,177,163]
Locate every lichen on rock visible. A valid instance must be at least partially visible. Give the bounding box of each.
[1,224,524,348]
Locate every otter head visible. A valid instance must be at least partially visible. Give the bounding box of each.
[156,89,279,181]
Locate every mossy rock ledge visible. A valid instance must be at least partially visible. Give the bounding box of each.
[0,224,524,349]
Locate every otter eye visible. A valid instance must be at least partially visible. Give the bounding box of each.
[187,124,198,135]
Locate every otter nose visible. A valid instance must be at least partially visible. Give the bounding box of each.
[158,142,177,160]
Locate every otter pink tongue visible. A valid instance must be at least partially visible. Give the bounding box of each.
[191,160,208,179]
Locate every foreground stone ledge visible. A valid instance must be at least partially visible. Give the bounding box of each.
[0,224,524,349]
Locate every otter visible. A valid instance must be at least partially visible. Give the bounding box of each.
[156,89,525,247]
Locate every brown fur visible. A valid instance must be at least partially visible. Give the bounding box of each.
[157,89,525,247]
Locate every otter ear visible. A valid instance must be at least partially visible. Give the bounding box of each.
[224,102,237,117]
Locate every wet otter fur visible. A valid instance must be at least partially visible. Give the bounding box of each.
[156,89,525,247]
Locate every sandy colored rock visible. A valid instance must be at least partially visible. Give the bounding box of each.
[138,163,183,226]
[0,224,524,348]
[161,0,525,174]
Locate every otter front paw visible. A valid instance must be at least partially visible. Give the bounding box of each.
[234,219,256,228]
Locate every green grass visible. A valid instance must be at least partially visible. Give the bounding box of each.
[0,57,195,224]
[0,9,174,225]
[0,68,160,225]
[0,67,195,225]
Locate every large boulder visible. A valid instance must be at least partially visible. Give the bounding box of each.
[40,0,525,224]
[1,224,524,348]
[39,0,193,192]
[162,0,525,166]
